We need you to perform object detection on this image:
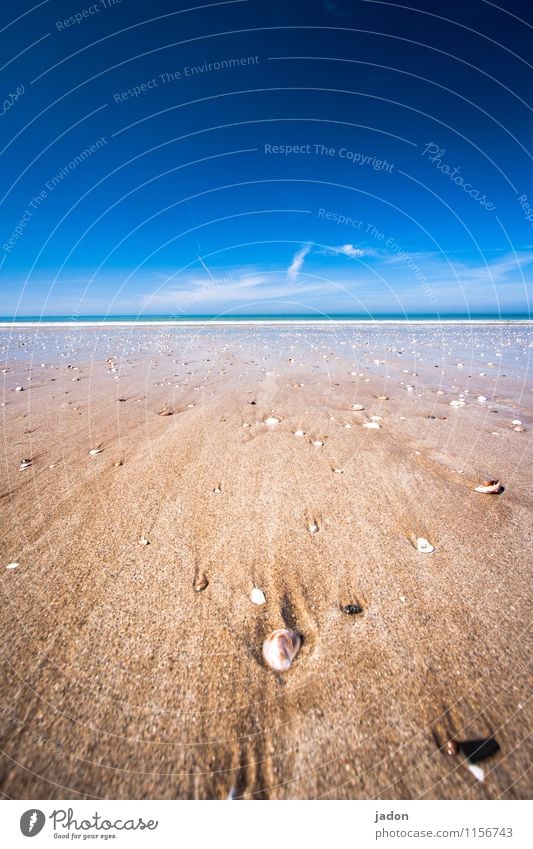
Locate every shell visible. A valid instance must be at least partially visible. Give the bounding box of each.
[351,404,364,411]
[88,448,103,456]
[194,574,208,592]
[19,460,32,470]
[158,409,173,416]
[416,537,435,554]
[308,522,319,534]
[264,416,280,426]
[474,480,502,494]
[311,439,324,447]
[293,429,305,437]
[377,395,389,400]
[363,421,381,429]
[450,399,465,408]
[251,587,266,605]
[467,763,485,782]
[6,562,19,570]
[139,537,150,546]
[262,628,301,672]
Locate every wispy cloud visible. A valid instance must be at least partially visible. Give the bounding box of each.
[332,244,366,258]
[287,244,311,281]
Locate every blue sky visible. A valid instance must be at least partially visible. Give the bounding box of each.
[0,0,532,316]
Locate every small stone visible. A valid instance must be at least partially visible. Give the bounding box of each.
[445,740,459,757]
[342,604,363,615]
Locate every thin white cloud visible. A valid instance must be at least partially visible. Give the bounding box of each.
[334,244,366,258]
[287,244,311,281]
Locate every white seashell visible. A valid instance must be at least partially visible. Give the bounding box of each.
[363,421,381,429]
[351,404,364,411]
[251,587,266,605]
[88,448,103,456]
[293,429,305,437]
[265,416,280,426]
[416,537,435,554]
[312,439,324,446]
[511,419,521,425]
[450,399,465,407]
[139,537,150,546]
[213,486,222,494]
[15,386,24,392]
[308,522,319,534]
[333,468,344,474]
[262,628,301,671]
[6,562,18,570]
[477,395,487,402]
[370,415,382,421]
[343,423,352,429]
[474,480,502,494]
[467,763,485,782]
[19,460,32,470]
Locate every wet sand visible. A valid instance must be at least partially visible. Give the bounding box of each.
[0,324,531,799]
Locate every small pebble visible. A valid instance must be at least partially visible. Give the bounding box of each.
[342,603,363,615]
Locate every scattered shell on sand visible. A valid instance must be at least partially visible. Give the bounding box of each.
[213,485,222,494]
[512,425,525,432]
[312,439,324,447]
[264,416,280,426]
[467,763,485,782]
[194,574,209,592]
[19,459,32,470]
[450,399,465,408]
[377,395,389,400]
[416,537,435,554]
[262,628,301,671]
[477,395,487,403]
[308,522,319,534]
[15,386,24,392]
[511,419,521,425]
[333,467,344,474]
[293,429,305,437]
[158,409,173,416]
[6,562,19,570]
[251,587,266,605]
[363,421,381,429]
[351,404,364,411]
[139,537,150,546]
[474,480,502,494]
[88,448,103,456]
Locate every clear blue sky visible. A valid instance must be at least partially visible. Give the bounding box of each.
[1,0,532,316]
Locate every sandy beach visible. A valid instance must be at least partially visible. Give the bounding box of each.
[0,323,531,800]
